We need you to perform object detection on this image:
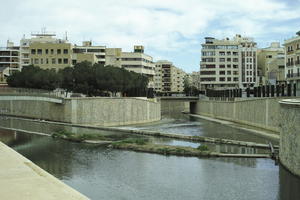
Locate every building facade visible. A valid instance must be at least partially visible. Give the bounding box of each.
[284,32,300,89]
[154,60,186,94]
[0,41,20,75]
[257,42,285,85]
[105,46,155,88]
[199,34,258,91]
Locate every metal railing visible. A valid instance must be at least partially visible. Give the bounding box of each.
[0,87,65,99]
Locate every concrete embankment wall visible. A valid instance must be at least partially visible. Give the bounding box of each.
[279,100,300,177]
[192,98,289,133]
[0,96,161,126]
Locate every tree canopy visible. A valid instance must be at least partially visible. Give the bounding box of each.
[7,62,149,97]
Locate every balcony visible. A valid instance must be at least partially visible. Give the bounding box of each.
[287,73,300,81]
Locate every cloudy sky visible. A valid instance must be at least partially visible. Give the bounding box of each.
[0,0,299,72]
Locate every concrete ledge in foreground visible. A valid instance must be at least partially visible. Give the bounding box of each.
[0,142,89,200]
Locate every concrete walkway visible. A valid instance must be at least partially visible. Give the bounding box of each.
[0,142,89,200]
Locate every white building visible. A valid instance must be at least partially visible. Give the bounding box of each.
[199,34,258,91]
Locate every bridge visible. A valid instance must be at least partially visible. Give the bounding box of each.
[158,96,199,102]
[158,96,199,116]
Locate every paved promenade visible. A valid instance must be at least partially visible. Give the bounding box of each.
[0,142,89,200]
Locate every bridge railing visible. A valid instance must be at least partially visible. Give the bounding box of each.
[0,87,64,99]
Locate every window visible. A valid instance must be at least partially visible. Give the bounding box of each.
[227,77,231,81]
[57,49,61,54]
[37,49,42,54]
[34,59,39,64]
[227,52,231,55]
[31,49,36,54]
[233,77,238,81]
[219,58,225,62]
[46,58,49,64]
[233,71,238,75]
[227,58,231,62]
[227,64,231,68]
[63,58,68,64]
[40,58,43,64]
[58,58,62,64]
[233,65,238,68]
[233,58,238,62]
[219,77,225,81]
[51,49,54,54]
[219,52,225,56]
[63,49,68,54]
[219,71,225,75]
[219,65,225,68]
[227,71,231,75]
[52,58,56,64]
[46,49,49,54]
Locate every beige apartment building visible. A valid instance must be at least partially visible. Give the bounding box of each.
[154,60,186,94]
[284,32,300,89]
[105,46,155,88]
[29,33,105,70]
[29,33,72,70]
[257,42,285,85]
[199,34,258,91]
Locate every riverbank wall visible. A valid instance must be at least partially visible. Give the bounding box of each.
[0,96,161,126]
[191,97,296,133]
[0,141,89,200]
[279,99,300,177]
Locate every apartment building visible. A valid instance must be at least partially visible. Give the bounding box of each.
[72,41,105,65]
[154,60,186,94]
[106,46,155,88]
[284,32,300,89]
[189,71,200,89]
[29,33,73,70]
[199,34,258,91]
[0,41,20,74]
[257,42,285,85]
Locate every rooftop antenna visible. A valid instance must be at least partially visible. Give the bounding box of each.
[65,31,68,41]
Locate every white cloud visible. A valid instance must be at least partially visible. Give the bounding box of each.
[0,0,299,72]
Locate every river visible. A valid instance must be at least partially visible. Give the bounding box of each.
[0,115,299,200]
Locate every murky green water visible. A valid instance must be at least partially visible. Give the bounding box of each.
[0,116,299,200]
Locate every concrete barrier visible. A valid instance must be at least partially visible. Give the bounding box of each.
[279,99,300,177]
[192,98,294,133]
[0,96,161,126]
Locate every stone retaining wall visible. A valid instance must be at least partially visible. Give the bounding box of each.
[279,100,300,177]
[192,98,290,133]
[0,96,161,126]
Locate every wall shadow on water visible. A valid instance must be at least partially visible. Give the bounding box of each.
[279,164,300,200]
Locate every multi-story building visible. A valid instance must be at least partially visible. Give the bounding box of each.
[257,42,285,85]
[154,60,186,94]
[284,32,300,89]
[189,71,200,89]
[199,34,258,91]
[0,41,20,74]
[29,33,73,70]
[72,41,105,65]
[106,46,155,88]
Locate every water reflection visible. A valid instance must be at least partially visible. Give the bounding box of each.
[279,164,300,200]
[0,118,299,200]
